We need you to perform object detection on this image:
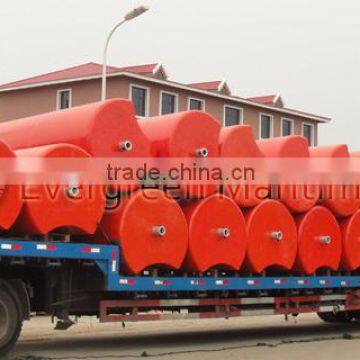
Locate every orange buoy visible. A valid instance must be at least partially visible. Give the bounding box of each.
[96,189,188,275]
[139,111,220,198]
[340,210,360,271]
[244,200,297,273]
[0,99,151,158]
[0,140,22,230]
[257,136,319,213]
[294,206,342,274]
[310,145,360,217]
[351,152,360,218]
[218,125,269,207]
[13,144,105,235]
[181,194,247,272]
[310,144,348,158]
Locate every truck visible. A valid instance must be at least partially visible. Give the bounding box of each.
[1,236,360,357]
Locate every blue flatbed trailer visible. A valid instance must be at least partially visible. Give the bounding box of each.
[1,238,360,356]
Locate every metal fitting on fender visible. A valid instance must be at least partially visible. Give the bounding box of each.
[119,140,133,152]
[153,225,167,237]
[269,231,283,241]
[66,186,80,198]
[195,147,209,158]
[217,228,231,238]
[318,235,332,245]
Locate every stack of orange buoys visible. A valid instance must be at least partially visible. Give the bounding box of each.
[2,98,360,276]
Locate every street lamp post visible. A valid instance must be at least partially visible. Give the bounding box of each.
[101,5,149,101]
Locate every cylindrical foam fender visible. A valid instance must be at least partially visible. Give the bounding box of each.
[0,140,23,230]
[218,125,269,207]
[351,152,360,219]
[294,206,342,274]
[181,194,247,272]
[12,144,105,235]
[310,145,360,217]
[340,210,360,271]
[139,111,220,198]
[257,136,319,213]
[244,200,297,273]
[0,99,151,158]
[96,189,188,275]
[310,144,348,158]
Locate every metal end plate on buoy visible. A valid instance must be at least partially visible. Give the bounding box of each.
[139,111,220,199]
[294,206,342,274]
[244,200,297,273]
[97,189,188,275]
[0,140,23,230]
[13,144,105,235]
[340,210,360,271]
[311,145,360,217]
[219,125,269,207]
[257,136,319,213]
[182,194,247,272]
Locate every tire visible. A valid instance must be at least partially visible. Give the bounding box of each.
[348,311,360,322]
[317,311,353,323]
[0,287,23,358]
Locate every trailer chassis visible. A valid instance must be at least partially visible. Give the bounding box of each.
[1,238,360,356]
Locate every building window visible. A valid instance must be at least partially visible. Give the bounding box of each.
[130,85,149,117]
[57,89,72,110]
[160,91,178,115]
[259,114,273,139]
[281,118,294,136]
[302,123,315,146]
[188,98,205,111]
[224,106,243,126]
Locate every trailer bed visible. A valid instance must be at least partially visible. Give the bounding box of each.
[1,238,360,293]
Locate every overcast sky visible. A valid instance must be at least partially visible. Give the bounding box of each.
[1,0,359,148]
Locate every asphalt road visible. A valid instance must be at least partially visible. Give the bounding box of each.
[9,314,360,360]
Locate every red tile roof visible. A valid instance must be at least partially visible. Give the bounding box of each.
[188,81,223,91]
[0,62,159,90]
[247,94,278,104]
[121,63,158,74]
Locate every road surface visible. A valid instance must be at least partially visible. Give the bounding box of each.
[9,314,360,360]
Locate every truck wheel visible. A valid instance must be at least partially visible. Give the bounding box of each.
[317,311,352,323]
[0,288,23,357]
[348,311,360,322]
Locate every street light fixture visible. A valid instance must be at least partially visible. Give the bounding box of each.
[101,5,150,101]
